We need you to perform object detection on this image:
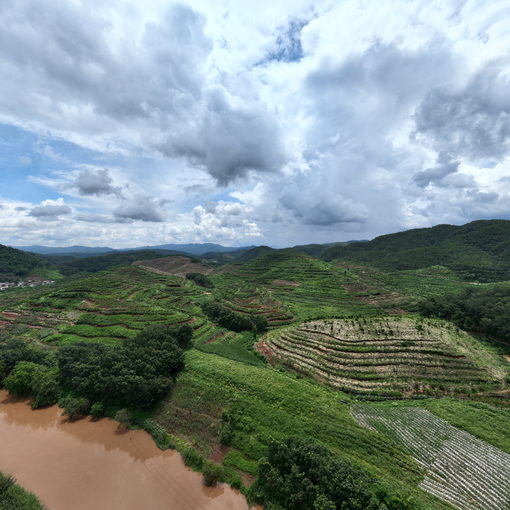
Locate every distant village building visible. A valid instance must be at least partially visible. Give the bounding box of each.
[0,280,55,291]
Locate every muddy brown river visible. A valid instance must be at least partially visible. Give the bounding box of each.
[0,390,250,510]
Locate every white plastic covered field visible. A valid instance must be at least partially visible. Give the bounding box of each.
[352,405,510,510]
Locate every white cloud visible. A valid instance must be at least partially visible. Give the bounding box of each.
[0,0,510,246]
[28,198,72,219]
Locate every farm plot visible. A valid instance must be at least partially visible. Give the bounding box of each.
[220,293,293,328]
[0,266,200,346]
[213,251,383,320]
[352,405,510,510]
[260,317,507,396]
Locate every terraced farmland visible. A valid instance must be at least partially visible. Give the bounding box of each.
[352,405,510,510]
[0,266,205,346]
[212,251,383,320]
[260,317,507,396]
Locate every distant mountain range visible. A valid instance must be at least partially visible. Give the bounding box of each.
[13,243,255,257]
[5,219,510,282]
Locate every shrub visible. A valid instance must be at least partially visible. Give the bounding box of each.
[227,471,243,490]
[142,419,174,450]
[182,447,204,470]
[219,423,233,446]
[186,273,214,288]
[59,396,90,421]
[0,473,15,492]
[90,402,105,420]
[114,408,131,430]
[202,461,224,487]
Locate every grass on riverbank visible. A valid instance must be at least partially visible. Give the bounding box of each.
[0,472,45,510]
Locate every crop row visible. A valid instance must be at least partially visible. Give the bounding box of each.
[352,406,510,510]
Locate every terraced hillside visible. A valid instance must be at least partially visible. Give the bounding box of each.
[352,405,510,510]
[2,246,510,510]
[0,265,205,346]
[260,317,507,397]
[212,251,384,321]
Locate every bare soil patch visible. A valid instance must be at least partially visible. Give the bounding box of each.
[2,311,20,319]
[272,279,301,287]
[208,444,229,463]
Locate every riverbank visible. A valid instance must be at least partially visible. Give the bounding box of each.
[0,390,249,510]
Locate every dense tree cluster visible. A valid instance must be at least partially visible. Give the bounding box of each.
[0,338,51,376]
[201,302,267,333]
[251,438,415,510]
[0,324,190,411]
[252,438,411,510]
[57,324,190,408]
[419,286,510,341]
[0,339,58,409]
[4,362,59,409]
[185,272,214,288]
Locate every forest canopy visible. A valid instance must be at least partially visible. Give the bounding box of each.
[419,285,510,341]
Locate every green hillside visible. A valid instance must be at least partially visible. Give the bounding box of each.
[0,244,55,280]
[322,220,510,282]
[1,227,510,510]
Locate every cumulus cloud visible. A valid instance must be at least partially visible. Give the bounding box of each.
[1,1,510,246]
[28,198,72,219]
[113,195,166,222]
[75,168,120,196]
[189,201,262,240]
[414,61,510,162]
[280,188,367,226]
[0,1,211,144]
[413,158,460,188]
[163,87,286,184]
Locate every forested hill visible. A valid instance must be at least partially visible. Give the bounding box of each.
[51,250,190,276]
[321,220,510,282]
[0,244,53,279]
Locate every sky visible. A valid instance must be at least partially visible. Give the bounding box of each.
[0,0,509,248]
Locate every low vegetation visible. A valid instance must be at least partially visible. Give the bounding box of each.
[0,472,45,510]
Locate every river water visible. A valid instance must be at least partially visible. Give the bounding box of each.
[0,390,250,510]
